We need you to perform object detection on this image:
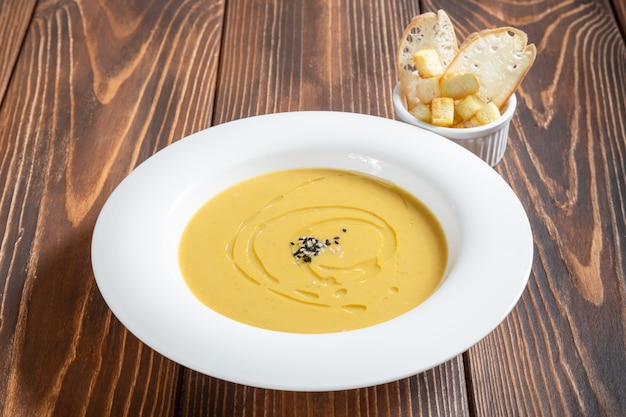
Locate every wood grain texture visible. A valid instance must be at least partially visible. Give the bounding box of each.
[424,0,626,415]
[179,357,469,417]
[213,0,416,122]
[1,0,625,415]
[0,0,37,104]
[610,0,626,36]
[0,0,225,415]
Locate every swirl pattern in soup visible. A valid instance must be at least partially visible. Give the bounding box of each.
[178,169,447,333]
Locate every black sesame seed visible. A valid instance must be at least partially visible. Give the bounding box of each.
[292,231,347,263]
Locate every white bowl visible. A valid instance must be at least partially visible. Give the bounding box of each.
[393,83,516,166]
[92,111,533,391]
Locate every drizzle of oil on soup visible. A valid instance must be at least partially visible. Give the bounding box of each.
[178,169,447,333]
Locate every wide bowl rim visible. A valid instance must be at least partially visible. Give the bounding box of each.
[91,111,533,391]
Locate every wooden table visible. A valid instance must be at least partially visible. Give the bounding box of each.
[1,0,625,415]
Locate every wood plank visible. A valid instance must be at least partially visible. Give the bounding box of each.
[179,357,469,416]
[423,0,626,415]
[0,0,226,415]
[213,0,414,122]
[0,0,37,104]
[177,0,471,415]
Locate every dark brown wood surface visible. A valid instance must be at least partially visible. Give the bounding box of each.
[0,0,624,416]
[0,0,37,103]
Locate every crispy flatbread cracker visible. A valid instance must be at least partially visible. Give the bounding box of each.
[396,10,458,109]
[444,27,536,108]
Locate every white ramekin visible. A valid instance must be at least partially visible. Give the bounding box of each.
[392,82,516,167]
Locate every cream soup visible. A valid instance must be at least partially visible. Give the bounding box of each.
[178,169,447,333]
